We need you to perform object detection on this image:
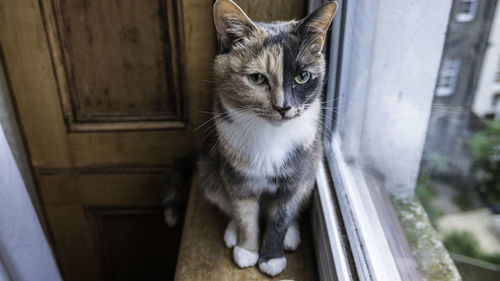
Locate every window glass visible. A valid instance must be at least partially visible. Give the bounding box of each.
[323,0,500,280]
[456,0,478,22]
[459,1,472,13]
[419,0,500,279]
[436,58,461,96]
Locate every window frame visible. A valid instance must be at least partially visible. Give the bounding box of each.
[436,58,461,97]
[311,0,453,280]
[456,0,478,22]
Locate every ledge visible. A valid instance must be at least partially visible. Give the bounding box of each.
[394,198,462,281]
[174,183,317,280]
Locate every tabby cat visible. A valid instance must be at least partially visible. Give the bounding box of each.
[199,0,337,276]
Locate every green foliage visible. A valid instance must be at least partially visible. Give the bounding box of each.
[481,252,500,265]
[431,155,451,174]
[420,154,451,176]
[443,230,500,266]
[452,191,475,211]
[415,176,443,229]
[443,230,481,257]
[468,120,500,205]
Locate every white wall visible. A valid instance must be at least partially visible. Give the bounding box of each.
[474,1,500,118]
[361,0,452,199]
[335,0,452,199]
[0,122,61,281]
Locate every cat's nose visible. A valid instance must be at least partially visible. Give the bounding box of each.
[272,105,291,117]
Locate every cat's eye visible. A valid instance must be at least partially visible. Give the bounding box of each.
[248,73,266,85]
[294,71,311,84]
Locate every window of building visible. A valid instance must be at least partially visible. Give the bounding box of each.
[456,0,478,22]
[436,58,461,96]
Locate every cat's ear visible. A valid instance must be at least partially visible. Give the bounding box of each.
[296,1,338,52]
[213,0,257,50]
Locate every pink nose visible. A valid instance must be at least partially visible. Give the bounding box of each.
[272,105,291,116]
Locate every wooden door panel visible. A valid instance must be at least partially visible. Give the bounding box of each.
[91,209,178,281]
[55,0,179,120]
[40,173,184,281]
[63,130,195,167]
[44,204,100,281]
[44,0,185,130]
[1,0,213,169]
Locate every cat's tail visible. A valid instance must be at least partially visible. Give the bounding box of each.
[161,152,197,227]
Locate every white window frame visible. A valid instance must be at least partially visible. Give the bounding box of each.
[456,0,478,22]
[311,0,453,280]
[436,58,461,97]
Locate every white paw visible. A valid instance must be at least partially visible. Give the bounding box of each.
[224,220,238,248]
[233,246,259,268]
[284,221,301,251]
[163,209,178,227]
[259,257,287,277]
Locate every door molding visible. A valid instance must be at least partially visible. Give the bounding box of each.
[39,0,187,132]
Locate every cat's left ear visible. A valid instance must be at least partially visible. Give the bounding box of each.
[213,0,257,51]
[296,1,338,52]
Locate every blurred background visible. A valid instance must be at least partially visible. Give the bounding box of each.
[416,0,500,279]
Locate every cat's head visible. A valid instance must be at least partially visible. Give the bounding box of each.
[213,0,337,123]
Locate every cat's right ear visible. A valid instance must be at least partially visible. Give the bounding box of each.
[213,0,257,51]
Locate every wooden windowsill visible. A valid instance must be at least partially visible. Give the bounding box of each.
[174,182,317,280]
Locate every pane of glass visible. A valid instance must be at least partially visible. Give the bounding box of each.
[459,2,472,14]
[325,1,499,280]
[419,0,500,279]
[438,76,452,88]
[456,0,477,22]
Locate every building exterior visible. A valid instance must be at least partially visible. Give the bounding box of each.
[474,0,500,119]
[422,0,497,183]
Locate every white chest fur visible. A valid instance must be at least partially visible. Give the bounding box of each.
[216,104,319,177]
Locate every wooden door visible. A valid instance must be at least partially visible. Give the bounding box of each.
[0,0,215,280]
[0,0,305,280]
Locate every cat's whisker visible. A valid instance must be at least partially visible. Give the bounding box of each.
[194,107,256,131]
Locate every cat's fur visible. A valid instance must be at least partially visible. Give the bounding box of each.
[198,0,337,276]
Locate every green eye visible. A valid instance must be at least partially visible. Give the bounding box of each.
[248,73,266,85]
[294,71,311,84]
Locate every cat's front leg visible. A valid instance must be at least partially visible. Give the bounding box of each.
[258,198,298,276]
[231,197,260,268]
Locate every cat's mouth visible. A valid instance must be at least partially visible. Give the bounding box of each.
[254,110,298,125]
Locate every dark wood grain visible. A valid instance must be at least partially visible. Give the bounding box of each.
[40,172,187,281]
[43,0,186,131]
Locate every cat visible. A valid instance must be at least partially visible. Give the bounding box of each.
[195,0,338,276]
[162,0,338,277]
